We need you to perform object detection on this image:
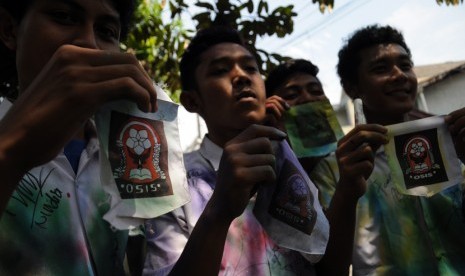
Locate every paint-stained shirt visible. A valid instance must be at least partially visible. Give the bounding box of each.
[143,136,327,276]
[0,101,127,276]
[310,149,465,275]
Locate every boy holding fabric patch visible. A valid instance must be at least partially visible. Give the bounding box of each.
[143,26,365,276]
[310,24,465,275]
[0,0,158,275]
[264,58,344,173]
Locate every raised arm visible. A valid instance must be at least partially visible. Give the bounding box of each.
[0,45,157,215]
[316,124,388,275]
[169,125,286,276]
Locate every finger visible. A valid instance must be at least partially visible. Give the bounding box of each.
[266,103,284,119]
[226,137,274,155]
[448,115,465,138]
[267,95,290,109]
[338,143,375,165]
[227,124,287,145]
[229,153,276,168]
[342,160,375,180]
[54,46,157,112]
[235,165,277,184]
[82,64,157,112]
[446,107,465,124]
[339,124,387,143]
[85,78,152,112]
[82,47,157,112]
[338,131,388,153]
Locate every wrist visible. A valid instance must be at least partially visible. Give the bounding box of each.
[334,179,363,206]
[203,197,235,227]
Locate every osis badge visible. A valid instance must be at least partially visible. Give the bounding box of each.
[109,111,173,199]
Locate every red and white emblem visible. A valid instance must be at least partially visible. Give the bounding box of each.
[117,118,164,184]
[403,136,433,175]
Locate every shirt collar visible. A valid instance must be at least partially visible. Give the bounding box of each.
[199,135,223,171]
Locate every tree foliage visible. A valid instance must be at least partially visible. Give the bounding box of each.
[437,0,463,5]
[123,0,190,101]
[126,0,462,101]
[124,0,335,100]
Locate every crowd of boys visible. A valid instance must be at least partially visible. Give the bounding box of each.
[1,0,465,275]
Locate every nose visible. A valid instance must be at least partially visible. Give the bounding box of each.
[296,89,324,105]
[72,24,98,49]
[390,65,408,82]
[232,65,252,87]
[295,90,313,105]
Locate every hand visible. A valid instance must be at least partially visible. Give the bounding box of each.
[335,124,388,199]
[0,45,157,175]
[446,107,465,163]
[263,95,289,131]
[208,124,287,223]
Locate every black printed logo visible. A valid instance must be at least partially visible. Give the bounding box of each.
[394,128,448,189]
[269,159,316,234]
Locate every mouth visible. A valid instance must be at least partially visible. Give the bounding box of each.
[386,87,412,97]
[235,90,257,101]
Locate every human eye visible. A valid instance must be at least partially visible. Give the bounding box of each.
[281,88,300,100]
[209,66,229,76]
[48,9,78,25]
[244,63,259,73]
[399,60,413,71]
[371,63,388,74]
[96,24,120,42]
[309,89,324,97]
[308,84,324,96]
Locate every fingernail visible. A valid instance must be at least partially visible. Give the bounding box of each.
[276,128,287,138]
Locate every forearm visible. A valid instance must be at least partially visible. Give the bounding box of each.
[315,184,358,276]
[169,200,232,276]
[0,137,28,216]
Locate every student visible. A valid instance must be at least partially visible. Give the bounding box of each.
[310,24,465,275]
[0,0,157,274]
[264,58,332,172]
[144,26,365,276]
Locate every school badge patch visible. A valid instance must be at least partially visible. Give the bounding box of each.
[394,128,448,189]
[269,159,317,235]
[108,111,173,199]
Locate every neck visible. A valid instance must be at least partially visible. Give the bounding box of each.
[206,127,242,149]
[364,108,407,126]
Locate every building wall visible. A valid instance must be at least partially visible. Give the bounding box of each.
[422,71,465,115]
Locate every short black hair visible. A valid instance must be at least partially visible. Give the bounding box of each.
[337,24,411,94]
[180,26,249,92]
[0,0,136,99]
[265,59,320,98]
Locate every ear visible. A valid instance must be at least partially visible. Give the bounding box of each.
[0,8,18,50]
[180,90,203,116]
[342,81,359,100]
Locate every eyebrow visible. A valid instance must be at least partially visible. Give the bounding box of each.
[369,53,412,66]
[208,55,257,67]
[50,0,121,26]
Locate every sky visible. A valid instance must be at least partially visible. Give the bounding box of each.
[178,0,465,150]
[254,0,465,105]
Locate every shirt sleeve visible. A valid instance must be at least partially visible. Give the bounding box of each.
[309,155,339,210]
[143,207,189,276]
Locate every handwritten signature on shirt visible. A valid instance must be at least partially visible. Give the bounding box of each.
[8,168,63,229]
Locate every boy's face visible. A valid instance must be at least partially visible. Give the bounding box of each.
[273,72,326,107]
[352,43,417,120]
[7,0,122,91]
[193,42,266,133]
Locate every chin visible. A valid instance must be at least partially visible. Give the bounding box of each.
[242,110,266,123]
